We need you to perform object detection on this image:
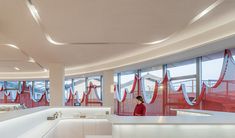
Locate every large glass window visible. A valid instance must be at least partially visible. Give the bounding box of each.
[167,59,196,78]
[0,81,4,100]
[33,81,46,93]
[74,78,86,93]
[87,76,103,100]
[88,76,101,86]
[74,78,86,100]
[171,78,196,93]
[202,51,224,86]
[141,66,163,100]
[167,59,196,93]
[0,81,3,87]
[64,79,73,100]
[120,71,137,95]
[33,80,46,100]
[0,80,49,109]
[114,74,118,85]
[4,81,19,90]
[141,66,163,80]
[26,81,33,88]
[3,81,21,100]
[63,76,103,104]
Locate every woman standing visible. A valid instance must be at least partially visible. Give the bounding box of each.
[133,96,146,116]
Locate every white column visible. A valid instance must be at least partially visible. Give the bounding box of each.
[49,63,65,106]
[196,57,202,98]
[103,70,114,113]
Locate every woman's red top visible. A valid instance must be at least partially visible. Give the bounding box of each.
[133,103,146,116]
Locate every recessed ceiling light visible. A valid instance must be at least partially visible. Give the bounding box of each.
[145,37,170,45]
[5,44,19,49]
[45,34,66,46]
[43,68,48,72]
[189,0,224,24]
[14,67,20,71]
[28,57,35,63]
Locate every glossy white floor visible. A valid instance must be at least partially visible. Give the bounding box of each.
[1,107,235,138]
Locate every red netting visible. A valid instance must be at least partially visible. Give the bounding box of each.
[202,49,235,112]
[65,83,102,107]
[0,82,49,108]
[115,49,235,116]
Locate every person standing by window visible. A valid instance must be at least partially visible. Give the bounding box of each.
[133,96,146,116]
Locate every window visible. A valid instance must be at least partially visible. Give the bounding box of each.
[0,81,4,100]
[114,74,118,85]
[171,78,196,93]
[64,79,73,100]
[4,81,19,89]
[88,76,101,86]
[87,76,103,100]
[74,78,86,93]
[120,71,137,95]
[32,80,46,100]
[167,59,196,78]
[141,66,163,100]
[33,81,46,93]
[141,66,163,80]
[74,78,86,100]
[167,59,196,93]
[0,81,3,87]
[202,51,224,86]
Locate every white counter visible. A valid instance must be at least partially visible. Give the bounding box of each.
[19,119,60,138]
[1,107,235,138]
[0,106,49,122]
[19,118,112,138]
[109,109,235,138]
[44,118,111,138]
[0,107,111,138]
[108,115,235,125]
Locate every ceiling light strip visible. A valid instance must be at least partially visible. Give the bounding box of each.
[1,44,19,49]
[189,0,224,24]
[28,57,35,63]
[14,67,20,71]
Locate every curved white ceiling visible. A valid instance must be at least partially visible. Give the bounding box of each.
[0,34,46,73]
[0,0,235,79]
